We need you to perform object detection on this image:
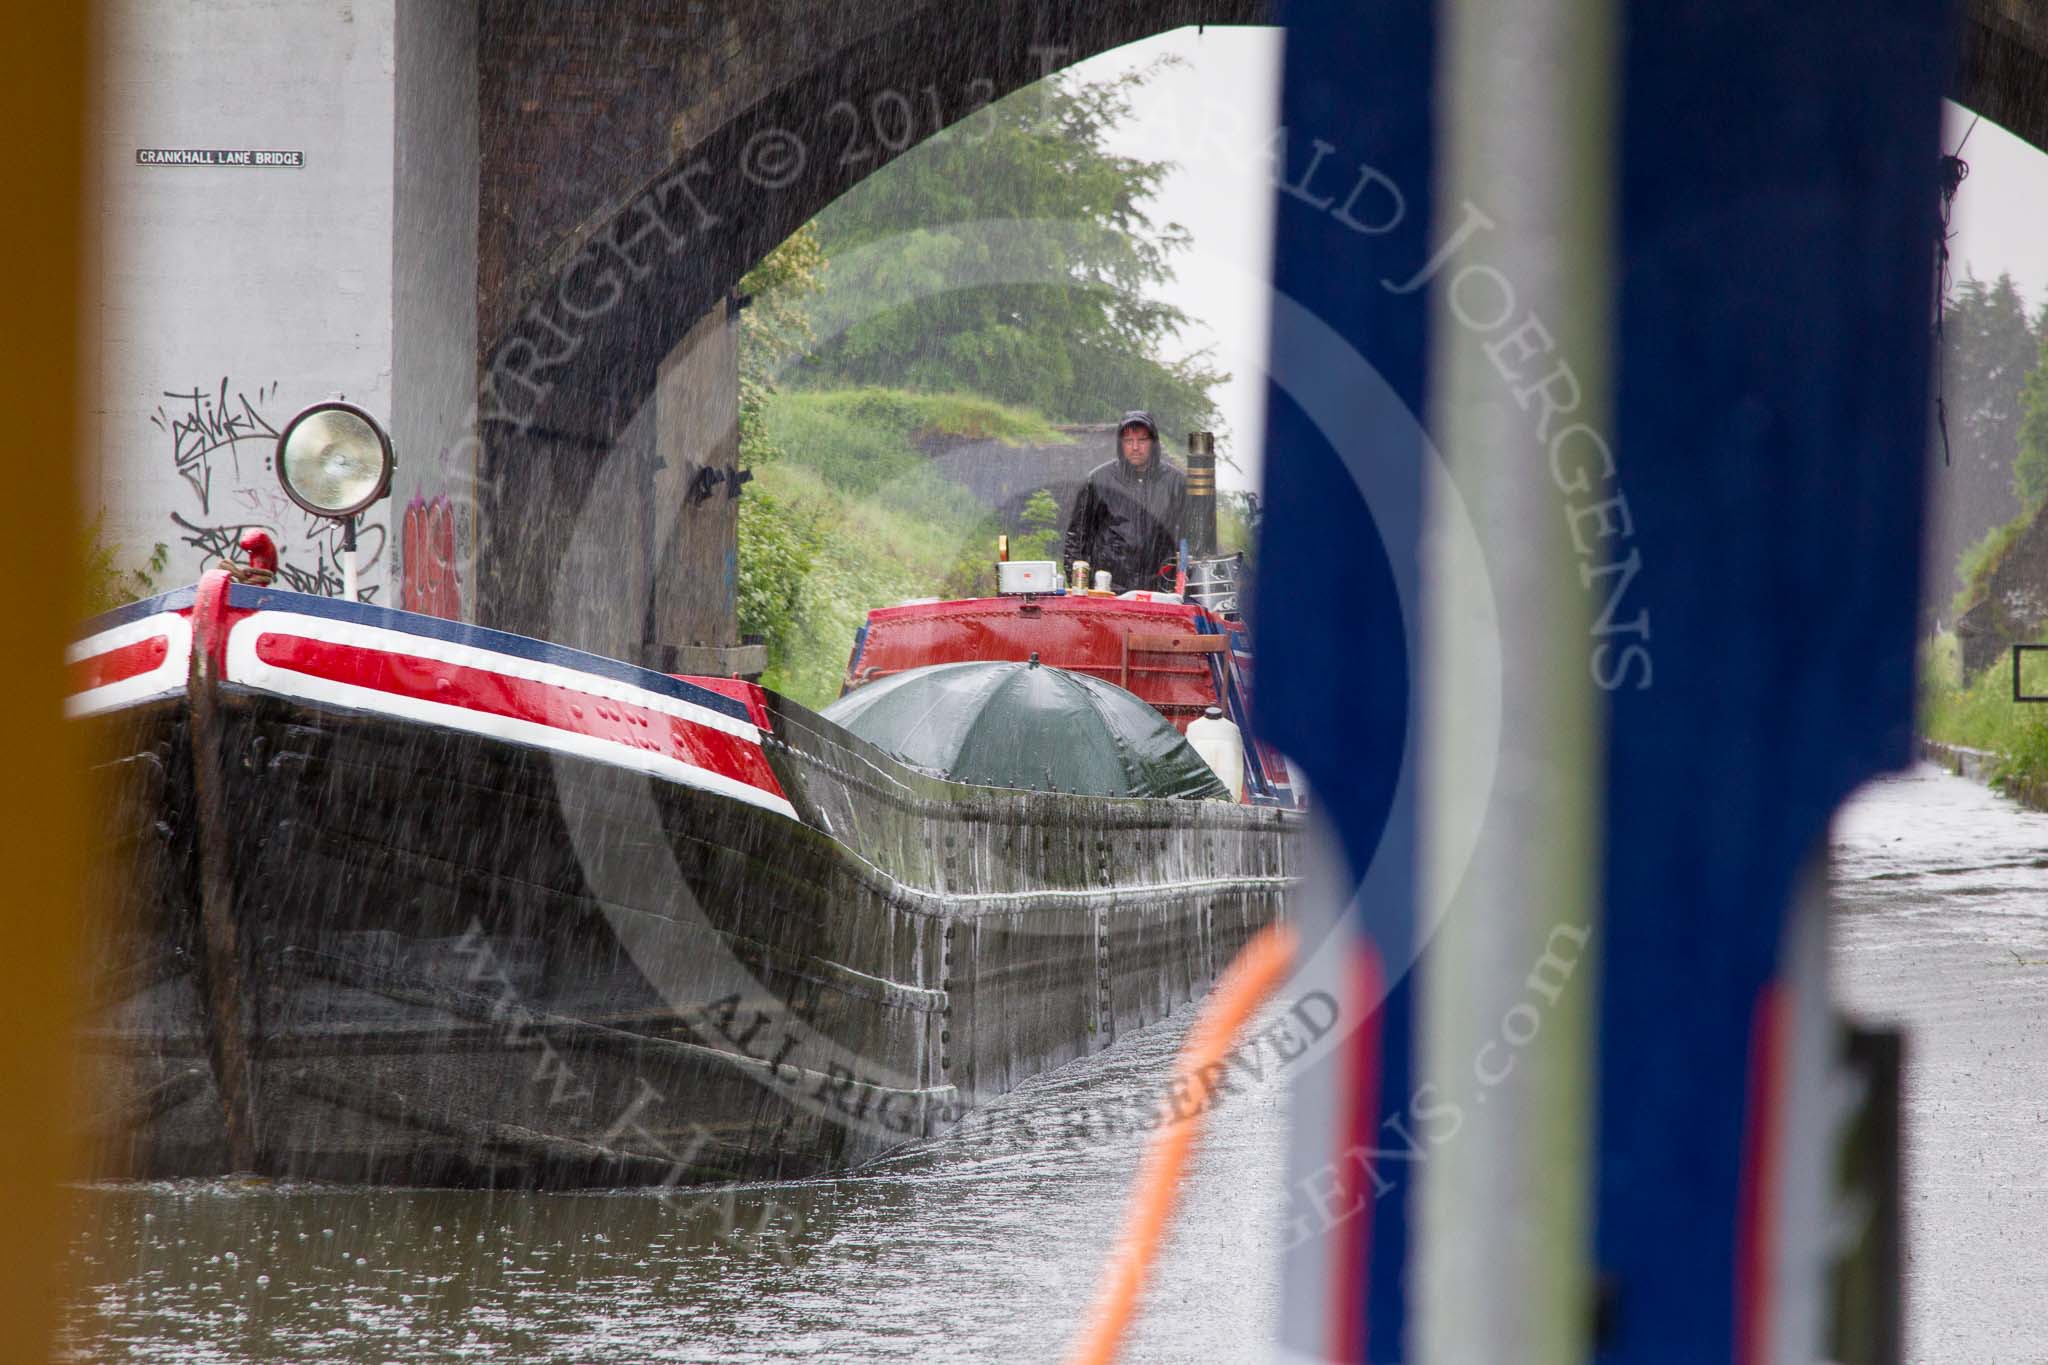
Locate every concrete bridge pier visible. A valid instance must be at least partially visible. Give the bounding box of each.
[489,300,756,678]
[647,300,761,679]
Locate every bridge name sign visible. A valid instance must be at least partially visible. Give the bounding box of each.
[135,149,304,167]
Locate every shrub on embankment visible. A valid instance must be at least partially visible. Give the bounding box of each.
[1918,630,2048,794]
[739,386,1064,708]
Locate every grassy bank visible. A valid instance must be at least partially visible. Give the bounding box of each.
[740,387,1062,707]
[1918,631,2048,791]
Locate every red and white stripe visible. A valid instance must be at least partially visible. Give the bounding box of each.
[222,610,795,820]
[65,611,192,718]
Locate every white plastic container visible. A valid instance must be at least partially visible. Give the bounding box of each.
[998,560,1061,594]
[1186,705,1246,802]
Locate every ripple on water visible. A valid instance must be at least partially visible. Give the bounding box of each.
[63,999,1293,1364]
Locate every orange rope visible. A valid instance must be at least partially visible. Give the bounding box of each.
[1067,920,1299,1365]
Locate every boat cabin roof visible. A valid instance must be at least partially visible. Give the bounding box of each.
[845,593,1239,730]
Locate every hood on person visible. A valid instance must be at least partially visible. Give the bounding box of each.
[1064,408,1187,593]
[1117,411,1159,472]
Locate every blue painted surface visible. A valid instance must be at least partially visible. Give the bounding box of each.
[77,585,199,634]
[1591,3,1952,1359]
[222,583,752,724]
[1258,0,1436,1356]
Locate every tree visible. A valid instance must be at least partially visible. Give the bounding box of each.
[735,226,826,662]
[1931,272,2039,614]
[797,61,1224,440]
[2016,314,2048,507]
[1940,273,2037,494]
[1011,488,1062,562]
[1937,274,2035,494]
[737,222,826,470]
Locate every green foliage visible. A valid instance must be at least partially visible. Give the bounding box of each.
[733,229,1050,700]
[1943,273,2039,483]
[798,60,1224,439]
[1008,488,1063,563]
[1919,629,2048,790]
[2018,318,2048,508]
[1946,300,2048,618]
[739,222,827,388]
[735,225,831,678]
[737,223,828,471]
[1020,487,1061,530]
[729,57,1238,699]
[735,486,814,663]
[80,516,167,617]
[1952,512,2032,620]
[761,388,1055,502]
[1217,491,1260,560]
[747,460,999,705]
[736,387,1068,706]
[1932,273,2040,609]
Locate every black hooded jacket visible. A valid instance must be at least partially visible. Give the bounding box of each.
[1062,414,1187,593]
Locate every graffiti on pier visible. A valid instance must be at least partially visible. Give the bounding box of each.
[149,378,281,514]
[401,495,462,619]
[147,377,388,601]
[171,510,388,602]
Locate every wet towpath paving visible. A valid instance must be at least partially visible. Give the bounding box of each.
[1832,762,2048,1364]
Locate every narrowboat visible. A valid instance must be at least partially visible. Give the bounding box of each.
[72,418,1298,1188]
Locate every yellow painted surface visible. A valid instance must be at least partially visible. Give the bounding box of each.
[0,8,88,1361]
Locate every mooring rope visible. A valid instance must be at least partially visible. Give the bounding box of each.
[1066,919,1298,1365]
[219,558,275,586]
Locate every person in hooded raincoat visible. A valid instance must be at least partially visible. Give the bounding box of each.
[1061,411,1187,593]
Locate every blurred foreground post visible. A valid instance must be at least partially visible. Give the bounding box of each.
[1262,0,1948,1360]
[0,6,89,1361]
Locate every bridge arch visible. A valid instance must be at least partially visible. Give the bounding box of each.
[468,0,1268,637]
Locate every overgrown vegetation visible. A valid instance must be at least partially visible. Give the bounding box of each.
[1952,514,2032,619]
[1919,630,2048,790]
[1010,489,1063,563]
[742,388,1066,705]
[1946,274,2048,619]
[1923,281,2048,788]
[80,516,167,617]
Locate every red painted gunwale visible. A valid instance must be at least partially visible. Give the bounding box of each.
[847,594,1231,729]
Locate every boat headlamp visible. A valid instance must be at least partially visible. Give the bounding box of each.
[274,401,395,520]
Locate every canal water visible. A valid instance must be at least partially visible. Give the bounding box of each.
[64,997,1290,1363]
[65,762,2048,1361]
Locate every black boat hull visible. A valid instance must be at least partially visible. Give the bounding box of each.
[76,603,1295,1187]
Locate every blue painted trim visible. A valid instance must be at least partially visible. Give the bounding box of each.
[222,584,752,725]
[1589,3,1950,1360]
[1263,0,1435,1353]
[76,586,198,636]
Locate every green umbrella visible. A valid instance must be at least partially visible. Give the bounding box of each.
[820,658,1229,800]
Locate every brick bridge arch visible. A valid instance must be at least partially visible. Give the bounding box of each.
[456,0,2048,652]
[466,0,1267,644]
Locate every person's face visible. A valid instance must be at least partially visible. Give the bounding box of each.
[1120,426,1153,468]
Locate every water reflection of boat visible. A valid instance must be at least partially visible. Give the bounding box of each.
[71,546,1298,1188]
